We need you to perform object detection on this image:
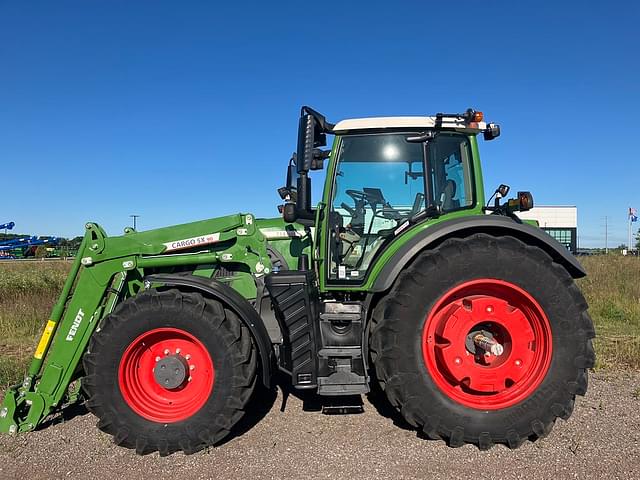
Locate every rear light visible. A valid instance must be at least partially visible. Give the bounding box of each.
[518,191,534,211]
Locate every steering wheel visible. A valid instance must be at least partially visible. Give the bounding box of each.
[345,189,368,203]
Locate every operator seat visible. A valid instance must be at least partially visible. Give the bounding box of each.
[441,179,460,211]
[409,192,425,216]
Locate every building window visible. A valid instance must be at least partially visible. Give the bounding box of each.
[543,228,574,251]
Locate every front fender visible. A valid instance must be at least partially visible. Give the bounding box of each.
[144,273,274,386]
[371,215,585,292]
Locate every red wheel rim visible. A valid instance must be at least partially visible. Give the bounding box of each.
[422,279,552,410]
[118,327,214,422]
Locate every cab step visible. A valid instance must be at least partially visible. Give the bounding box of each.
[321,395,365,415]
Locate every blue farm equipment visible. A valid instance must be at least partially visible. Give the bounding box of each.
[0,235,59,259]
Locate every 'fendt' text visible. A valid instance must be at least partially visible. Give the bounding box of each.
[66,309,85,341]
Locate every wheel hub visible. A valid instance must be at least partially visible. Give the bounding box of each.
[422,279,552,410]
[154,354,189,389]
[465,328,503,356]
[118,327,214,423]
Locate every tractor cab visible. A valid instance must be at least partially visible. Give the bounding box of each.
[281,107,501,283]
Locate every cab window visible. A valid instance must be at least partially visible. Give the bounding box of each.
[328,133,425,281]
[327,131,474,282]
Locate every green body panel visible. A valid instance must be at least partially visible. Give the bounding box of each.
[254,217,312,269]
[317,134,486,292]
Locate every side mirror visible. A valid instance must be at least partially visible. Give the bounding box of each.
[497,184,510,197]
[286,163,297,190]
[297,106,334,173]
[310,148,330,170]
[297,114,320,173]
[483,123,501,141]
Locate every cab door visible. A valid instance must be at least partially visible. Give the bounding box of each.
[325,133,427,283]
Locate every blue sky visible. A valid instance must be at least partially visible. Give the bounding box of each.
[0,1,638,247]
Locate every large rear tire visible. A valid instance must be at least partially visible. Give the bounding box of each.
[82,289,257,455]
[369,234,595,449]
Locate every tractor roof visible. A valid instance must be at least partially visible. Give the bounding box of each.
[332,115,488,134]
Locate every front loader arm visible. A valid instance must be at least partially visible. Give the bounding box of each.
[1,225,126,433]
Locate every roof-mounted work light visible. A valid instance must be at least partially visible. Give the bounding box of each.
[465,109,484,123]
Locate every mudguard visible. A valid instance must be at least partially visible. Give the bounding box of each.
[371,215,586,292]
[144,274,274,385]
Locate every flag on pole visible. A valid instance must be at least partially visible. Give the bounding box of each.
[629,207,638,222]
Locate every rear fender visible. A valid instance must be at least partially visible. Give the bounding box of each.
[371,215,585,293]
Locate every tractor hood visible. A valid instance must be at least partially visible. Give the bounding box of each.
[255,217,312,271]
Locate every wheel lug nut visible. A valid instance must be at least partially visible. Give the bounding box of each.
[176,348,181,354]
[454,357,462,365]
[190,365,195,371]
[155,356,161,362]
[164,349,170,355]
[515,359,522,367]
[188,376,192,382]
[185,354,191,360]
[486,305,493,313]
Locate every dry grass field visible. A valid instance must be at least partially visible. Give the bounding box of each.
[0,261,68,386]
[0,255,638,387]
[579,255,640,369]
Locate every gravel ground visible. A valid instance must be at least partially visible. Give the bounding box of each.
[1,371,638,480]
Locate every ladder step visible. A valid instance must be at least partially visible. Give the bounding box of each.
[320,313,362,321]
[318,347,361,358]
[321,395,365,414]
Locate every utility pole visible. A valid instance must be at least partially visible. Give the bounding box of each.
[605,216,608,254]
[129,214,140,230]
[628,213,632,254]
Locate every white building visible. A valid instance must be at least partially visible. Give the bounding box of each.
[517,206,578,252]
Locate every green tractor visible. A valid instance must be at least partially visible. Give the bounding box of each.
[0,107,594,454]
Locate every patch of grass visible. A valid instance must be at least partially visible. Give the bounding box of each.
[0,356,29,388]
[578,255,640,369]
[0,261,69,388]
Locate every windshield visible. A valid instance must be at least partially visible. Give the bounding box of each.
[328,132,474,282]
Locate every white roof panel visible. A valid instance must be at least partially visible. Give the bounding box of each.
[333,116,486,133]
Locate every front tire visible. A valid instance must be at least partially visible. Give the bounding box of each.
[82,289,257,455]
[369,234,595,449]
